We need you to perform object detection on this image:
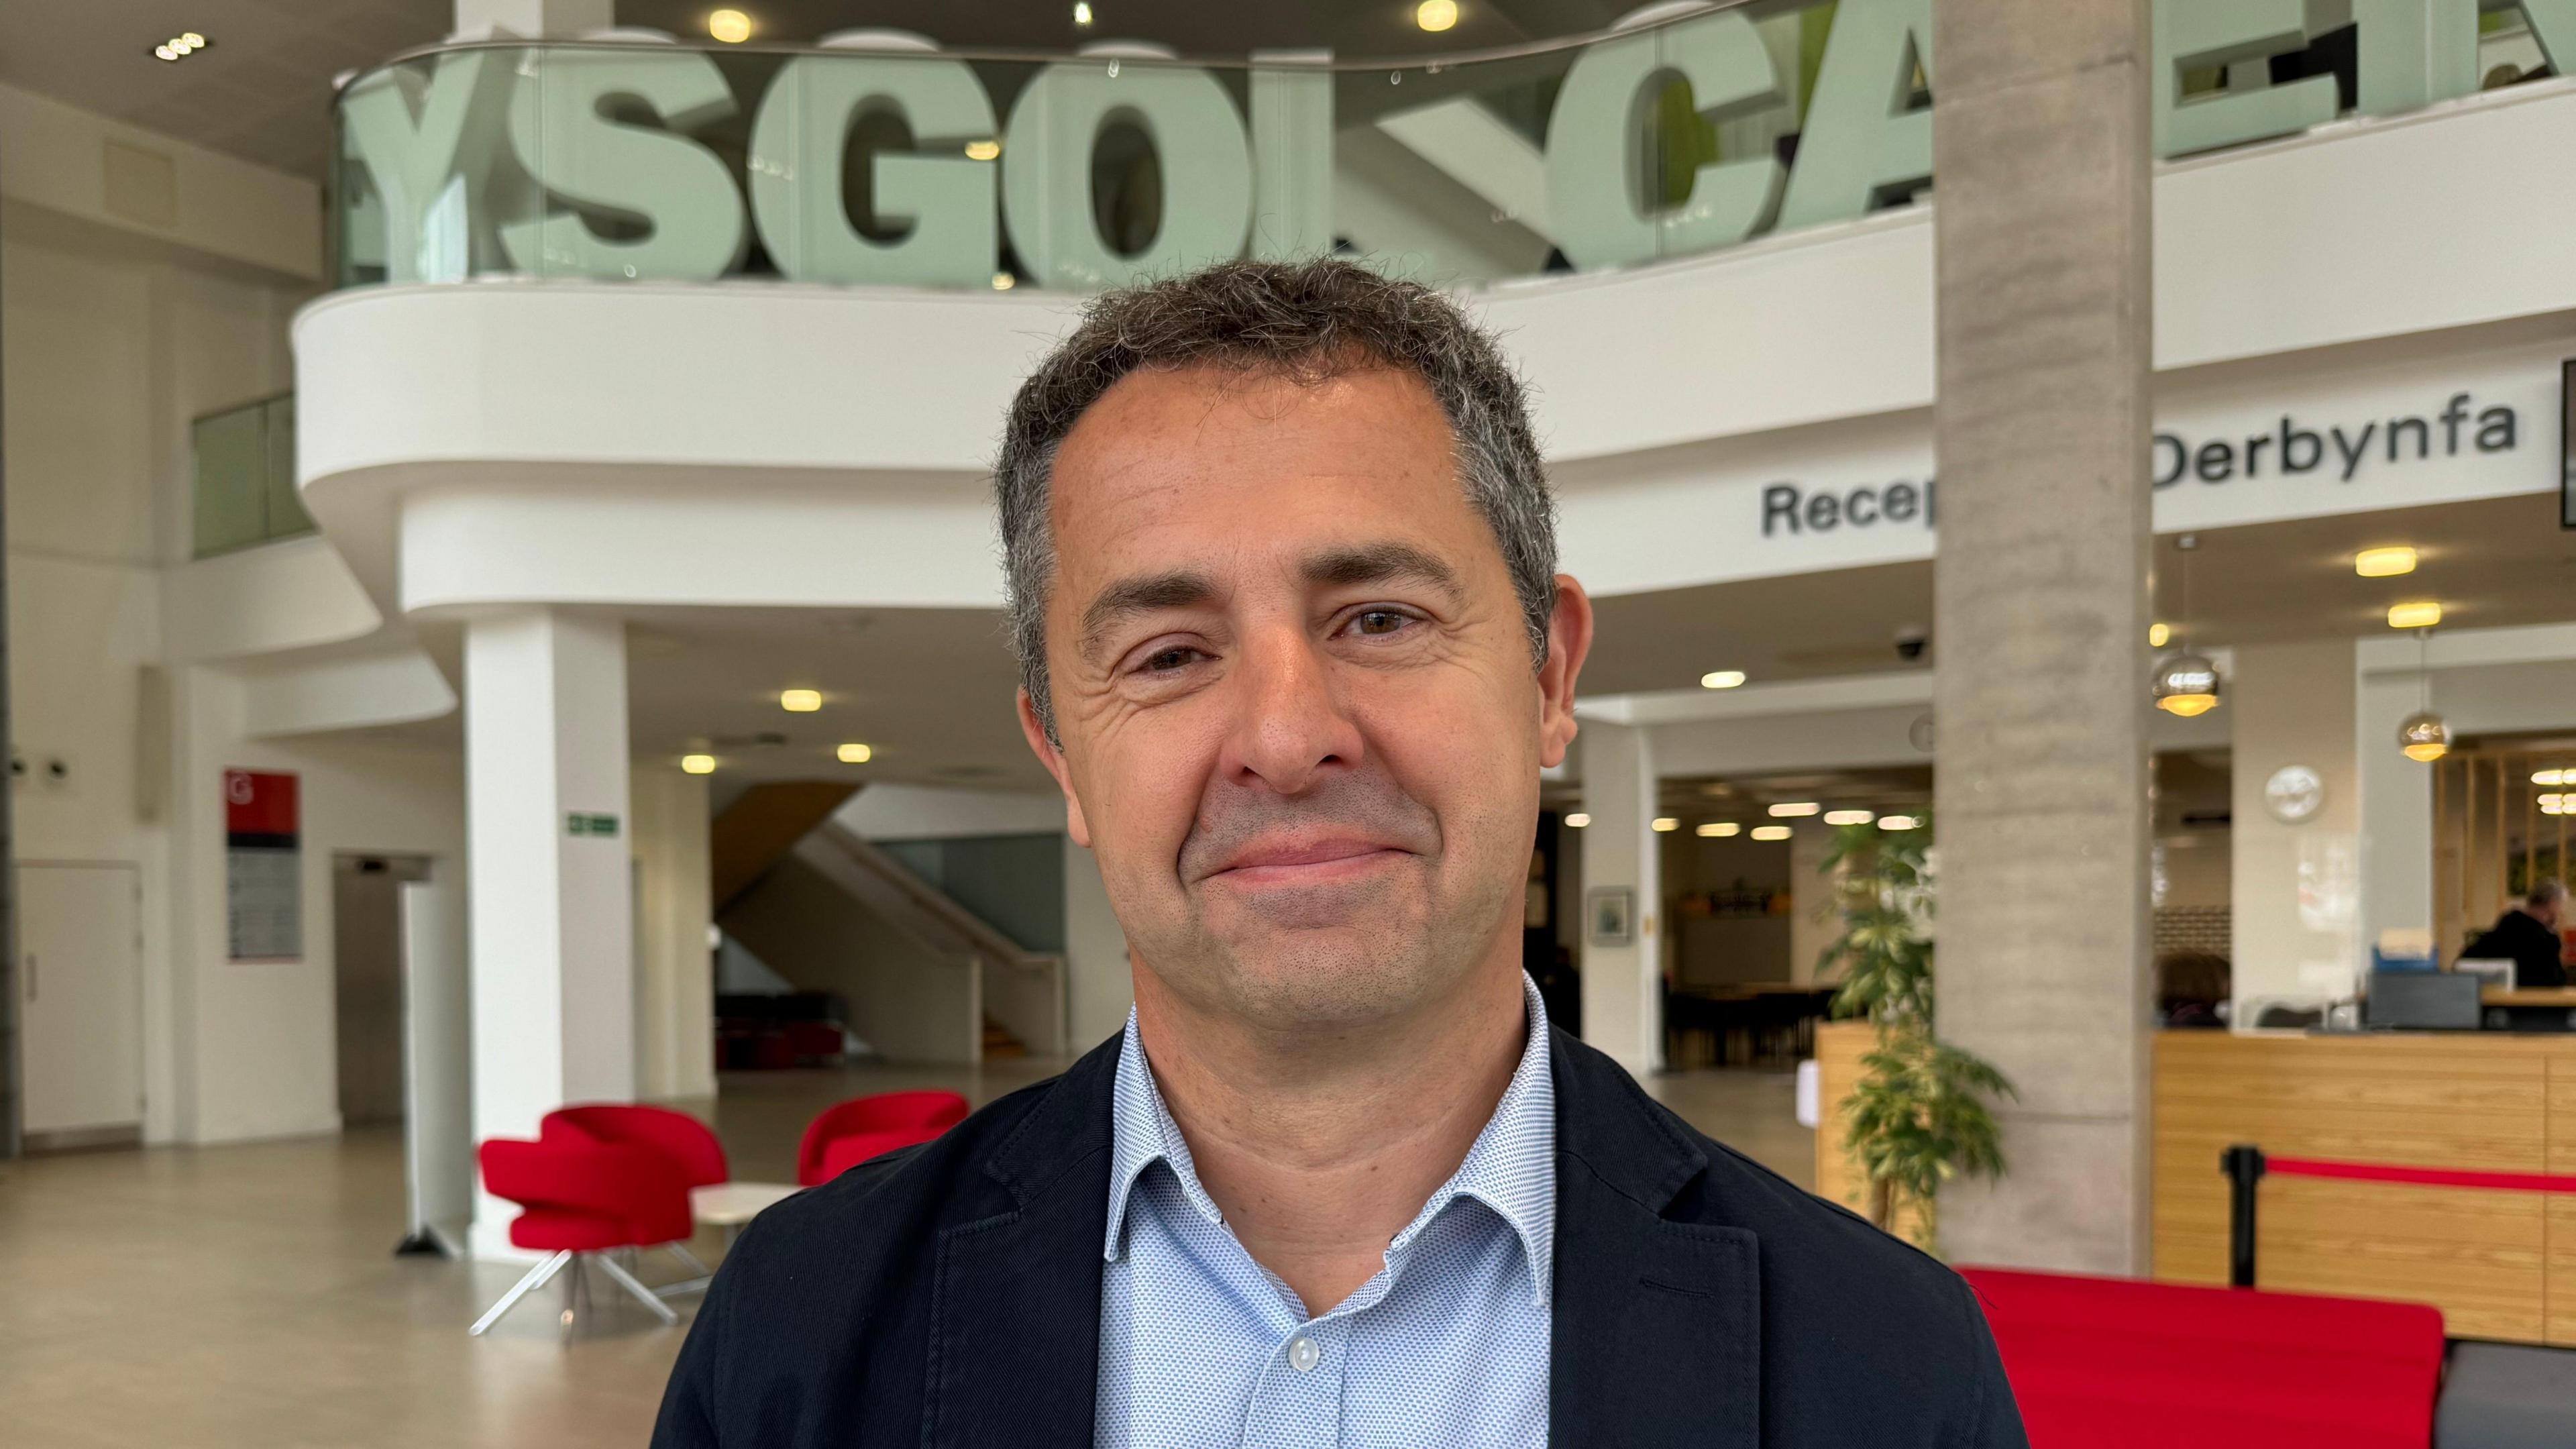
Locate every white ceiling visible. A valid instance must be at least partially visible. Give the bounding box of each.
[0,0,452,181]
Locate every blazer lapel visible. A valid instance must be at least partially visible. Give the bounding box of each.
[1549,1029,1763,1449]
[923,1040,1119,1449]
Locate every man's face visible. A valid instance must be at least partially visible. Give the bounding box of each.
[2539,896,2565,931]
[1020,362,1590,1033]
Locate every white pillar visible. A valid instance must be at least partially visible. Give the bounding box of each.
[466,609,634,1254]
[454,0,611,37]
[1579,722,1662,1077]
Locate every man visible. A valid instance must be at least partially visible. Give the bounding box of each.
[2461,881,2569,988]
[652,260,2025,1447]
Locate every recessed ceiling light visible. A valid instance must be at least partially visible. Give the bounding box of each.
[991,272,1017,290]
[152,32,209,62]
[1695,822,1740,838]
[780,688,823,712]
[680,753,716,775]
[2387,600,2443,629]
[2147,622,2171,649]
[1564,812,1591,828]
[837,742,873,763]
[1073,2,1095,25]
[1700,669,1747,690]
[1417,0,1460,32]
[1751,825,1792,841]
[2535,769,2567,786]
[1877,814,1919,830]
[155,44,179,60]
[2355,546,2418,578]
[964,139,1001,161]
[1823,809,1874,826]
[708,9,753,43]
[1651,816,1680,833]
[1768,802,1820,818]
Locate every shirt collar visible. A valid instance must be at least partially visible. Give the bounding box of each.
[1103,971,1558,1307]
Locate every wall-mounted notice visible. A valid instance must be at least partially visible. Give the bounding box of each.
[225,767,301,961]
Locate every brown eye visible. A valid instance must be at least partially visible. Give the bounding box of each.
[1144,647,1198,672]
[1354,610,1410,636]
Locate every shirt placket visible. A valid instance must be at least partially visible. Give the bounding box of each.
[1241,1311,1349,1449]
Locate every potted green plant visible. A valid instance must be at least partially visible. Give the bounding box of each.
[1815,812,2014,1242]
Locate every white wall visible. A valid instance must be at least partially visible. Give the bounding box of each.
[3,97,449,1146]
[2229,641,2361,1010]
[834,782,1066,839]
[164,666,466,1143]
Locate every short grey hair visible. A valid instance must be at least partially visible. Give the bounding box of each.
[2530,880,2567,910]
[996,258,1558,744]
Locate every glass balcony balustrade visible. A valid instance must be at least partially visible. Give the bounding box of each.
[192,392,310,559]
[327,4,2553,297]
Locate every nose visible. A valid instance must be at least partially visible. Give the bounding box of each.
[1215,622,1364,796]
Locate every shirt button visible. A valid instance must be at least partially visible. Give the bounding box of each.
[1286,1334,1321,1373]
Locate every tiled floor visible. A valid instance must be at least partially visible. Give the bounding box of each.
[0,1061,1807,1448]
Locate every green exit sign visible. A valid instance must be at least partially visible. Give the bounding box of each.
[566,812,621,838]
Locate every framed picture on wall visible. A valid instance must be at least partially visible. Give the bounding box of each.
[1587,888,1634,947]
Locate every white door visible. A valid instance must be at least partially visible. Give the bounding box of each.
[20,863,144,1137]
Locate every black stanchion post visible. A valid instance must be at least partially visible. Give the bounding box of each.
[2222,1144,2267,1289]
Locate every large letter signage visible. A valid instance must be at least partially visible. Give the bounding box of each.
[747,54,998,287]
[1544,10,1788,271]
[2152,0,2338,158]
[1774,0,1931,232]
[501,46,747,281]
[341,51,510,282]
[1002,58,1254,289]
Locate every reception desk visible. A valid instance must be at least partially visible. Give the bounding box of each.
[2153,1030,2576,1345]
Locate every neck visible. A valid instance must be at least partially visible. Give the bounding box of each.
[1130,954,1528,1317]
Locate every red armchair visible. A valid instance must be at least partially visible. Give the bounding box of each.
[470,1137,694,1337]
[544,1104,729,1187]
[798,1090,970,1186]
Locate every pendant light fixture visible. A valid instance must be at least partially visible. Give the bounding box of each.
[2151,535,2222,717]
[2398,626,2450,762]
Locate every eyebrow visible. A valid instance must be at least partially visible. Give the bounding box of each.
[1301,542,1465,602]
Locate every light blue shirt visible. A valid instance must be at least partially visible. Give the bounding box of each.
[1095,973,1556,1448]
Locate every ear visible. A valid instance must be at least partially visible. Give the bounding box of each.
[1536,574,1594,771]
[1018,687,1093,847]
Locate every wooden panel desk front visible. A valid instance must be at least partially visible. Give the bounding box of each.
[2153,1030,2576,1345]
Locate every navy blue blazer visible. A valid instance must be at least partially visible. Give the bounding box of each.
[651,1026,2029,1448]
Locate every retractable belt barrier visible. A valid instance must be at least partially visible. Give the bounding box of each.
[2222,1144,2576,1288]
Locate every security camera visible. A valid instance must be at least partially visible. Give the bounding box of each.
[1894,625,1930,662]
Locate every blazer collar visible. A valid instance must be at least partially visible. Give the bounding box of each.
[923,1028,1764,1449]
[1547,1026,1764,1449]
[923,1033,1121,1449]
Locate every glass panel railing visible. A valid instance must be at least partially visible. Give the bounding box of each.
[326,4,2562,299]
[191,393,309,559]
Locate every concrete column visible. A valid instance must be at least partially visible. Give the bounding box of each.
[2230,642,2362,1012]
[1579,722,1663,1077]
[1929,0,2155,1273]
[453,0,610,37]
[464,609,634,1254]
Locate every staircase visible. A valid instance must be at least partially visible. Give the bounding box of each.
[718,822,1068,1065]
[983,1016,1027,1059]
